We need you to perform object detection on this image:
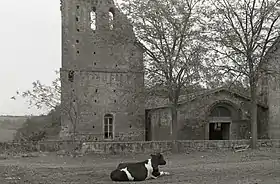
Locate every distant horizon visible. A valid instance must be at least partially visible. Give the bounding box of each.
[0,114,44,117]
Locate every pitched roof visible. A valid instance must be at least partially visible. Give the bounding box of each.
[145,87,267,110]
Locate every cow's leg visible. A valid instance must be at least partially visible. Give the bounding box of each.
[160,171,170,176]
[152,169,170,178]
[150,175,158,179]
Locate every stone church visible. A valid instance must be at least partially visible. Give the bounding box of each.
[59,0,280,141]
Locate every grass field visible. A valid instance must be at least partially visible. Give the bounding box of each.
[0,148,279,184]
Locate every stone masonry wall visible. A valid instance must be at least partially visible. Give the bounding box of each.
[257,39,280,139]
[267,46,280,139]
[148,90,254,141]
[60,0,145,141]
[1,140,280,155]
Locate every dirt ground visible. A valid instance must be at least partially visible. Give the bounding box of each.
[0,148,279,184]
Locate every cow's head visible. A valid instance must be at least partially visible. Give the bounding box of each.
[150,153,166,167]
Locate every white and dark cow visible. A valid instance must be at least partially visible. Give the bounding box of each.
[110,153,170,181]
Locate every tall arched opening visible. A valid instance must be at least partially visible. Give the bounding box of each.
[209,105,232,140]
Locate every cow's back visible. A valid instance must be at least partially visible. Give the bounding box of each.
[117,162,138,169]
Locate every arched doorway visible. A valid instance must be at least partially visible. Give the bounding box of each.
[209,105,231,140]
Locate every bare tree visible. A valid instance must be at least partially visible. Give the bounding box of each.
[12,70,61,112]
[205,0,280,148]
[12,71,79,142]
[61,90,80,142]
[121,0,209,152]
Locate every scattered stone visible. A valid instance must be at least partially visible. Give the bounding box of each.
[19,152,40,158]
[5,177,20,180]
[56,150,67,156]
[233,145,250,152]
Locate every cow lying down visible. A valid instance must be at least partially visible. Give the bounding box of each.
[110,153,170,181]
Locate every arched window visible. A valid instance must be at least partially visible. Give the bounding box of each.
[210,106,231,117]
[109,8,114,30]
[104,114,113,139]
[90,7,96,30]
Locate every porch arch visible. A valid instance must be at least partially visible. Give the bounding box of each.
[206,100,242,140]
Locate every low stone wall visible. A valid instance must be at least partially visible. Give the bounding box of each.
[81,139,280,154]
[0,139,279,155]
[257,139,280,148]
[0,141,75,154]
[177,140,250,152]
[0,142,39,154]
[81,141,172,154]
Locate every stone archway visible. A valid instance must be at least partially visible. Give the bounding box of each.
[206,101,241,140]
[209,106,231,140]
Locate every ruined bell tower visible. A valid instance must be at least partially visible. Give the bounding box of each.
[59,0,145,141]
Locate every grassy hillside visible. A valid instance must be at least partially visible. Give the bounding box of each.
[0,116,29,142]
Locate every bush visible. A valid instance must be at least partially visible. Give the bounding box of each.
[14,106,61,142]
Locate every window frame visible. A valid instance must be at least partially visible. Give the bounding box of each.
[103,113,114,140]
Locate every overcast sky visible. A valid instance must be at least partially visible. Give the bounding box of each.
[0,0,123,116]
[0,0,61,116]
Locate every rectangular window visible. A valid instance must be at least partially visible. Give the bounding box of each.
[104,114,113,140]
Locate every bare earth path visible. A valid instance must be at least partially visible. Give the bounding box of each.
[0,148,279,184]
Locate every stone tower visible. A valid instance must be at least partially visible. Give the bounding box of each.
[258,37,280,139]
[265,38,280,139]
[59,0,145,141]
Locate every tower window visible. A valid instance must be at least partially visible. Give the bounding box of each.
[109,8,115,30]
[68,70,74,82]
[104,114,114,140]
[90,7,97,31]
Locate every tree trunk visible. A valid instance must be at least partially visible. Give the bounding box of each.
[250,85,258,149]
[171,105,179,153]
[72,124,77,142]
